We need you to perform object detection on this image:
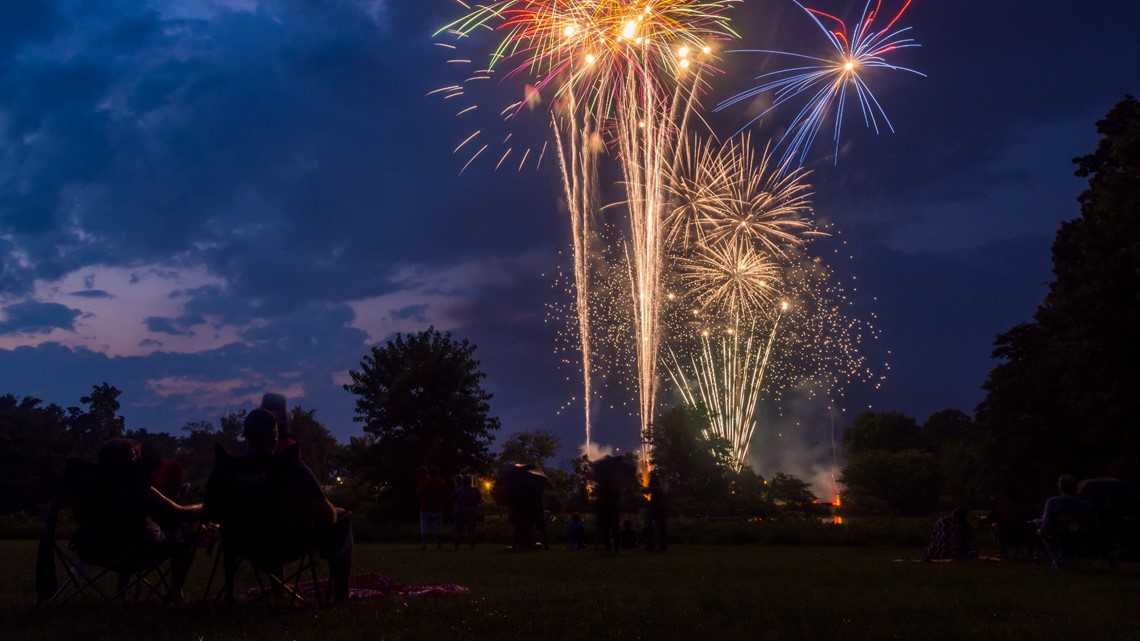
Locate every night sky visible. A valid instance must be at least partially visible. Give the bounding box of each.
[1,1,1137,484]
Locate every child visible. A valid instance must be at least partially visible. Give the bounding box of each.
[566,512,586,550]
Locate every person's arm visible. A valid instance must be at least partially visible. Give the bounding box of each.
[147,486,203,519]
[296,463,336,526]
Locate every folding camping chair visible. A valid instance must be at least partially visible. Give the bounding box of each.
[1044,510,1116,570]
[36,458,173,606]
[202,443,324,608]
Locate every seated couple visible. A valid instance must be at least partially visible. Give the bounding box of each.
[94,437,202,603]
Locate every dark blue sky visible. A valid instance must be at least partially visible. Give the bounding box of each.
[1,1,1137,485]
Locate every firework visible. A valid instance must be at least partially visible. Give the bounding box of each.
[678,237,782,320]
[437,0,743,460]
[666,307,785,470]
[551,103,602,449]
[437,1,894,474]
[716,0,924,166]
[666,135,816,257]
[436,1,738,104]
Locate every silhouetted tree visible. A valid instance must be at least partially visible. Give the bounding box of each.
[920,410,992,506]
[496,429,560,469]
[175,415,244,491]
[841,411,923,456]
[65,383,125,456]
[288,407,346,486]
[647,405,732,515]
[767,471,819,516]
[344,327,499,516]
[840,449,942,514]
[839,411,942,513]
[978,95,1140,489]
[0,395,70,514]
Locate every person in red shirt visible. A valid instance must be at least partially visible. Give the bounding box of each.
[417,466,448,551]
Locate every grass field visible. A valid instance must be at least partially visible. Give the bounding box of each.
[3,539,1134,641]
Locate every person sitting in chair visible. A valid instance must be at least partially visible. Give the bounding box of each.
[1037,474,1097,568]
[97,438,202,603]
[242,409,353,604]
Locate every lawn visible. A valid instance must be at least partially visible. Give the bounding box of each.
[2,539,1134,641]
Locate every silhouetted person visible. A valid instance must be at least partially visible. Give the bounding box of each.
[645,471,669,552]
[923,507,978,561]
[452,474,480,550]
[418,466,448,551]
[242,409,353,604]
[566,513,586,550]
[593,473,622,552]
[98,438,202,603]
[1038,474,1096,568]
[139,439,187,502]
[260,392,299,457]
[619,519,640,549]
[985,488,1037,560]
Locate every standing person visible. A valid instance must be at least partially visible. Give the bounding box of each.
[452,475,481,550]
[646,472,669,552]
[417,466,448,551]
[259,392,299,457]
[618,519,641,549]
[593,472,621,552]
[566,513,586,550]
[986,488,1037,560]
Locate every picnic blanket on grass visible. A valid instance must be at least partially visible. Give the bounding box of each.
[248,573,470,600]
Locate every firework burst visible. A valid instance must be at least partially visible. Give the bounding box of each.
[666,135,816,256]
[678,237,782,320]
[716,0,924,166]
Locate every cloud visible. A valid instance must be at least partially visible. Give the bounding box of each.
[145,316,188,336]
[389,304,428,321]
[68,289,116,299]
[0,301,82,334]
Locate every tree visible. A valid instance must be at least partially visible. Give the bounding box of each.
[175,415,244,492]
[840,411,923,457]
[0,395,70,515]
[344,327,499,516]
[65,383,126,456]
[288,407,346,486]
[840,449,942,514]
[496,429,560,469]
[728,466,772,517]
[922,409,976,454]
[921,410,993,506]
[978,96,1140,489]
[647,405,732,515]
[838,411,942,513]
[767,471,818,516]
